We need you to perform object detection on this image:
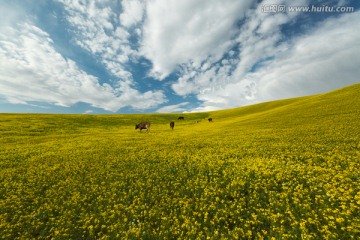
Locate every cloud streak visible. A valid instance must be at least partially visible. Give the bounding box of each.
[141,0,253,80]
[156,102,190,113]
[256,11,360,101]
[57,0,135,79]
[170,1,360,111]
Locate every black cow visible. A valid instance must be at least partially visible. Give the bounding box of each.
[135,122,150,132]
[208,118,213,122]
[170,121,175,130]
[178,116,184,120]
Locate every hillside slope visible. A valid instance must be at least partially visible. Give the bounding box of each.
[208,83,360,127]
[1,83,359,239]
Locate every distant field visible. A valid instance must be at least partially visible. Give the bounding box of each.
[1,84,359,239]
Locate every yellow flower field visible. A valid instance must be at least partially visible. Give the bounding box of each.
[1,84,359,239]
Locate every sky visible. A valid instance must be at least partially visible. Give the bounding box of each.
[0,0,359,114]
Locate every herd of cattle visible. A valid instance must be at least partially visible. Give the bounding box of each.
[135,117,213,132]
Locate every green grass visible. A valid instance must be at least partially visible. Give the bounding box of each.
[1,83,359,239]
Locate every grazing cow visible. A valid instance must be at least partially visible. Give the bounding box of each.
[208,118,213,122]
[135,122,150,132]
[170,121,175,130]
[178,116,184,120]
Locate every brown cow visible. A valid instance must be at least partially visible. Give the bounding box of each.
[135,122,150,132]
[208,118,213,122]
[170,121,175,130]
[178,116,184,120]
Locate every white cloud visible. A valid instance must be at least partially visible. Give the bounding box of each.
[84,110,94,114]
[171,0,304,100]
[0,21,166,111]
[232,0,308,81]
[120,0,145,27]
[57,0,136,80]
[191,10,360,111]
[156,102,189,113]
[141,0,253,80]
[256,11,360,101]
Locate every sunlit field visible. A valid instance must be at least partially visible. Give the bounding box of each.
[1,84,359,239]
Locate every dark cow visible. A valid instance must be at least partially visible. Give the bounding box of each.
[178,116,184,120]
[208,118,213,122]
[170,121,175,130]
[135,122,150,132]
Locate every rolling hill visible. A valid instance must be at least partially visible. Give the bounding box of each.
[1,83,359,239]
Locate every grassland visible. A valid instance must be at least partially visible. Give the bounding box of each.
[1,83,359,239]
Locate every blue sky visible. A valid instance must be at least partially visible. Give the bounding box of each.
[0,0,359,114]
